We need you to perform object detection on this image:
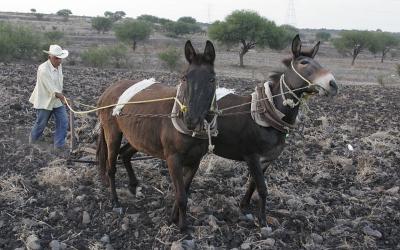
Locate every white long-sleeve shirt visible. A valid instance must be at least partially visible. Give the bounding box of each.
[29,60,64,110]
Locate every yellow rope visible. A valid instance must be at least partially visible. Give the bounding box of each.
[64,97,187,115]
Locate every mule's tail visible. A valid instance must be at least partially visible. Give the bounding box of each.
[96,124,109,186]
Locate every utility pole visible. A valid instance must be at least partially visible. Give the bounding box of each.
[285,0,297,27]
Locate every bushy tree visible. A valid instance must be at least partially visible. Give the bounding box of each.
[177,16,196,24]
[368,31,399,62]
[164,20,201,37]
[56,9,72,21]
[209,10,292,66]
[261,24,297,51]
[137,14,171,25]
[104,11,126,22]
[333,30,373,65]
[114,20,152,51]
[91,16,113,33]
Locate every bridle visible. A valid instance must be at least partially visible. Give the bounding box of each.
[279,60,318,108]
[173,79,218,153]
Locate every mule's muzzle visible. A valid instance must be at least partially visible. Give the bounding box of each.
[327,80,338,96]
[184,115,200,130]
[314,73,338,97]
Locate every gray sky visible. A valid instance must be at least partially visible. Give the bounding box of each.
[2,0,400,32]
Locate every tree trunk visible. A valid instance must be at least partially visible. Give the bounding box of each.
[351,44,361,66]
[132,40,137,51]
[239,51,244,67]
[351,54,357,66]
[381,47,389,63]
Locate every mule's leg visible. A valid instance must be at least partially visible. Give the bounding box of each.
[240,162,269,209]
[119,144,139,195]
[171,163,200,224]
[103,126,123,209]
[166,154,188,231]
[243,155,267,226]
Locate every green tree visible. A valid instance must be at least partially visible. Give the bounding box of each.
[164,20,201,37]
[368,31,399,62]
[177,16,196,24]
[137,14,171,25]
[91,16,113,33]
[56,9,72,21]
[261,24,297,51]
[30,8,36,13]
[114,20,152,51]
[316,30,331,42]
[209,10,291,66]
[333,30,373,65]
[104,11,126,22]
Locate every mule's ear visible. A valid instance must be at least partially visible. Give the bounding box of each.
[291,34,301,58]
[310,41,320,58]
[204,40,216,64]
[185,40,196,63]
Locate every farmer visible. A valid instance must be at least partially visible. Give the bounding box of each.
[29,44,69,152]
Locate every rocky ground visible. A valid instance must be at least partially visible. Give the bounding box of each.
[0,62,399,249]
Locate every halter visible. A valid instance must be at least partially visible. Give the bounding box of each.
[173,81,219,153]
[279,60,314,108]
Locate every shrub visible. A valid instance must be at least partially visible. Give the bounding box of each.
[0,22,43,61]
[158,47,181,72]
[80,44,129,68]
[107,44,129,68]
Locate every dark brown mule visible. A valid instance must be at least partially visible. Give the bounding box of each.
[212,35,338,225]
[118,35,338,226]
[96,40,216,230]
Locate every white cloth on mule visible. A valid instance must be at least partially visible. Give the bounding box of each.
[112,78,157,116]
[216,87,235,101]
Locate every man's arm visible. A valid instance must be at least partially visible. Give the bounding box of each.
[55,92,66,104]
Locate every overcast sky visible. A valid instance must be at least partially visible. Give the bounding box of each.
[2,0,400,32]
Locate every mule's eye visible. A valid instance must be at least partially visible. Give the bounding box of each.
[209,78,215,83]
[300,60,309,65]
[181,76,187,82]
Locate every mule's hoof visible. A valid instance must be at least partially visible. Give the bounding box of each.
[258,217,267,227]
[239,199,251,211]
[112,207,123,214]
[179,224,189,233]
[169,215,179,225]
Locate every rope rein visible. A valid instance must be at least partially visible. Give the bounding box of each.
[64,60,314,115]
[64,96,187,115]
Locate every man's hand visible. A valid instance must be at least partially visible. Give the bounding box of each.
[55,92,66,104]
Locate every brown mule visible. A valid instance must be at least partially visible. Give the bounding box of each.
[96,40,216,231]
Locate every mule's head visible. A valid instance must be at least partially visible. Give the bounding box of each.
[283,34,338,97]
[181,40,216,130]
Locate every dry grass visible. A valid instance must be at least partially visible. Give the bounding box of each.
[37,165,80,187]
[361,131,398,153]
[355,154,377,183]
[0,173,29,204]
